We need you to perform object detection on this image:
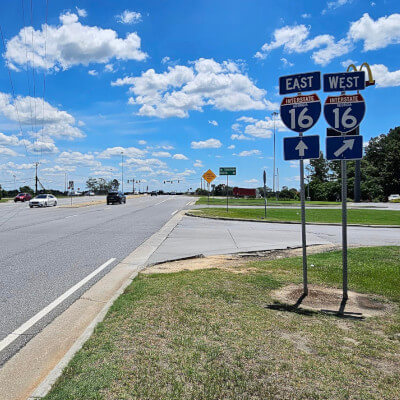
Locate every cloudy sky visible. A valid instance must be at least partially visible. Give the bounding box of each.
[0,0,399,191]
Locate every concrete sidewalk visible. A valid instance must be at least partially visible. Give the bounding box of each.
[147,215,400,265]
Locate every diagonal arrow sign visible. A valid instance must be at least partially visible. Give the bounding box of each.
[295,139,308,157]
[333,139,355,157]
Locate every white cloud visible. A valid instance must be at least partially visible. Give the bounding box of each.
[0,146,18,156]
[301,13,311,19]
[0,132,21,146]
[125,157,167,168]
[138,140,147,145]
[98,146,146,159]
[42,165,76,173]
[369,64,400,88]
[6,12,147,71]
[160,144,174,150]
[340,59,357,68]
[161,56,171,64]
[104,64,114,73]
[116,10,142,25]
[237,150,261,157]
[173,153,188,160]
[245,178,258,184]
[208,120,218,126]
[57,151,100,167]
[1,161,34,170]
[323,0,351,14]
[191,138,222,149]
[349,13,400,51]
[228,145,235,149]
[231,134,253,141]
[152,151,171,158]
[281,57,294,67]
[193,160,204,168]
[112,58,275,118]
[27,139,58,154]
[88,70,98,76]
[255,24,351,65]
[177,169,196,177]
[76,7,87,17]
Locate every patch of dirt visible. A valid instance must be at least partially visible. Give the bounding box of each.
[270,284,393,318]
[143,244,339,275]
[281,332,315,354]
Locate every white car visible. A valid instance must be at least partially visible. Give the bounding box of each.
[29,194,58,208]
[388,194,400,201]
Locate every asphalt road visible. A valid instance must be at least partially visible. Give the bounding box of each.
[0,195,192,365]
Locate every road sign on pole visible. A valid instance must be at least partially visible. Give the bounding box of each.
[280,94,321,133]
[326,135,363,160]
[263,170,267,219]
[283,135,320,160]
[279,71,321,95]
[202,169,217,184]
[219,167,236,176]
[323,71,365,92]
[324,93,366,134]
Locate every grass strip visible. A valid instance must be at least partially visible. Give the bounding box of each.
[191,207,400,225]
[45,247,400,400]
[196,197,340,206]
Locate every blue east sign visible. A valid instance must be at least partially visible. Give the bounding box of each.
[279,71,321,95]
[326,135,363,160]
[283,135,320,161]
[323,71,365,92]
[280,94,321,133]
[324,93,366,134]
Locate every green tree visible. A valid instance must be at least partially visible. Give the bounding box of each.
[86,178,99,193]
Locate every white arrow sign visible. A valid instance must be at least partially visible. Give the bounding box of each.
[295,140,308,157]
[333,139,355,157]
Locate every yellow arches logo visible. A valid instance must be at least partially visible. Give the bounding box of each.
[346,62,375,87]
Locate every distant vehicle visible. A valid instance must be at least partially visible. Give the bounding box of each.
[170,191,176,195]
[29,194,57,208]
[88,191,95,196]
[388,194,400,201]
[150,191,157,196]
[14,193,32,202]
[107,191,126,205]
[233,187,258,198]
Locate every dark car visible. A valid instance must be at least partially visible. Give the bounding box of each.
[150,191,158,196]
[14,193,32,202]
[107,191,126,205]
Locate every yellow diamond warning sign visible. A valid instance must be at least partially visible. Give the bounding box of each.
[202,169,217,184]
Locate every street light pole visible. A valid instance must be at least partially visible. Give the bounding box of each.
[121,152,124,193]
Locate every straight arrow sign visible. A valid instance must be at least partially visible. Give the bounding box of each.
[333,139,355,157]
[295,140,308,157]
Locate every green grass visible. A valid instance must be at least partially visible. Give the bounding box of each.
[0,198,11,203]
[191,207,400,225]
[45,247,400,400]
[196,196,340,206]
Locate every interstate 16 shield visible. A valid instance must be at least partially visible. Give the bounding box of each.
[280,94,321,133]
[324,93,366,134]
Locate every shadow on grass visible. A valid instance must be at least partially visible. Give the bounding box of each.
[266,294,365,320]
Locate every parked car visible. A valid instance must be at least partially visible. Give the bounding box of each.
[106,191,126,205]
[29,194,58,208]
[150,191,158,196]
[14,193,32,202]
[388,194,400,202]
[88,191,95,196]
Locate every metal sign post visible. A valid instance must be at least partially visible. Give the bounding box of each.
[219,167,236,212]
[299,157,308,295]
[226,175,229,212]
[341,159,348,300]
[263,170,267,219]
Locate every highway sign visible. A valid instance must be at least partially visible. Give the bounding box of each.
[68,180,74,190]
[323,71,365,92]
[324,94,365,134]
[219,167,236,176]
[279,71,321,95]
[327,127,359,137]
[202,169,216,184]
[326,135,363,160]
[280,94,321,133]
[283,135,320,160]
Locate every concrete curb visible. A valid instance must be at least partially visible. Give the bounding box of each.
[185,211,400,229]
[27,210,186,399]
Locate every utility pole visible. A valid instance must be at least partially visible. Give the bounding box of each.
[64,173,67,193]
[121,152,124,193]
[272,111,278,199]
[34,162,39,195]
[13,174,16,191]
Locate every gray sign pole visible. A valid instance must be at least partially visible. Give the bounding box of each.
[226,175,229,212]
[299,155,308,296]
[263,170,267,219]
[341,159,348,300]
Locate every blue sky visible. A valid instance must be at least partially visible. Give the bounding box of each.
[0,0,399,192]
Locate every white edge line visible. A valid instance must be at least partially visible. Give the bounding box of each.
[0,257,116,353]
[171,210,178,216]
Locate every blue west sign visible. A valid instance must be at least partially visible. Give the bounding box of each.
[283,135,320,161]
[323,71,365,92]
[280,94,321,133]
[279,71,321,95]
[323,93,366,134]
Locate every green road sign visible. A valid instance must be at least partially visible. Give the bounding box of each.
[219,167,236,176]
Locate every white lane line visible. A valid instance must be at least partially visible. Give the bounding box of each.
[186,201,192,206]
[171,210,178,216]
[0,257,116,353]
[64,214,78,219]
